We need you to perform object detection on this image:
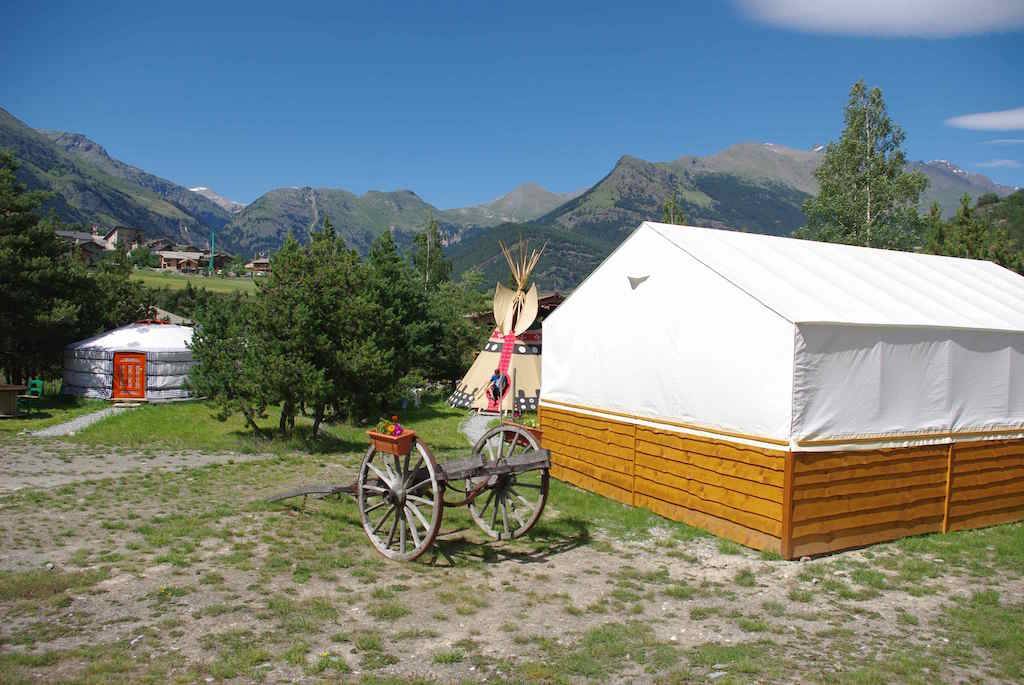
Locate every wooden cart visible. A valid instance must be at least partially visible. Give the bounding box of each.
[267,424,550,561]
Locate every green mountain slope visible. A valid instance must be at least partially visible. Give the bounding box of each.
[42,130,232,232]
[0,107,226,245]
[440,183,583,227]
[221,187,443,255]
[447,222,615,292]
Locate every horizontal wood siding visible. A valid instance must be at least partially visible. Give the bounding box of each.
[542,405,1024,558]
[946,439,1024,532]
[541,407,636,505]
[789,445,948,557]
[540,406,786,554]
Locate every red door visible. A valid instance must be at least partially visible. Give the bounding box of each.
[112,352,146,399]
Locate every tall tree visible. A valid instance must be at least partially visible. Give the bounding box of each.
[923,201,947,255]
[411,215,452,289]
[949,194,989,261]
[797,80,928,250]
[0,153,87,382]
[662,194,687,225]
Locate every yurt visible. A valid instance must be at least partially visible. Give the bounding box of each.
[449,241,546,414]
[63,322,196,401]
[540,222,1024,558]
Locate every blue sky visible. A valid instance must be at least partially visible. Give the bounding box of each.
[3,0,1023,207]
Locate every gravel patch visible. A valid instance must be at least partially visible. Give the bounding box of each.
[31,407,125,437]
[459,412,493,446]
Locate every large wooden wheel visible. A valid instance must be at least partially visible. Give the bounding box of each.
[357,439,443,561]
[467,425,549,540]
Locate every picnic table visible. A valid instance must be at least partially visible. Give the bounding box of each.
[0,384,27,417]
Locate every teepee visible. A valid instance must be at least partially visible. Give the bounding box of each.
[449,240,546,414]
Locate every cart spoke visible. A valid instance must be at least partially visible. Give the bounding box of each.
[479,489,495,518]
[509,487,534,509]
[403,507,421,548]
[372,505,395,535]
[386,513,399,549]
[399,517,407,553]
[363,500,388,515]
[406,501,430,530]
[490,491,501,529]
[406,493,434,507]
[366,462,393,487]
[407,478,433,494]
[500,493,511,533]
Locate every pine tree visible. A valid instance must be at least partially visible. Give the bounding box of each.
[0,154,86,381]
[923,202,947,255]
[797,80,928,250]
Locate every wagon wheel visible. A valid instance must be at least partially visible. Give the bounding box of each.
[467,425,549,540]
[358,439,443,561]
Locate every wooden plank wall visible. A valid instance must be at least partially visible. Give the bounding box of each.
[540,406,786,554]
[541,406,636,506]
[788,445,950,558]
[946,439,1024,532]
[541,405,1024,558]
[632,427,786,554]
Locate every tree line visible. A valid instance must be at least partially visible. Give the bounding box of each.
[1,149,490,432]
[189,215,489,438]
[0,152,149,384]
[797,80,1023,271]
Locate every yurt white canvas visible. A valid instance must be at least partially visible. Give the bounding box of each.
[449,240,546,413]
[63,322,196,401]
[540,222,1024,558]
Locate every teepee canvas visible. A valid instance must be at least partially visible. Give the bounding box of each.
[449,241,546,413]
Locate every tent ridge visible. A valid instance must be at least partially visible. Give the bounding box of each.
[643,222,794,325]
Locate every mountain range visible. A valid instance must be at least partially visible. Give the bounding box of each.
[1,105,1016,287]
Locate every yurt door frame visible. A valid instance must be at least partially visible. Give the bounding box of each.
[112,352,146,400]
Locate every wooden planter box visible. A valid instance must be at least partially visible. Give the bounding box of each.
[502,422,543,447]
[367,430,416,456]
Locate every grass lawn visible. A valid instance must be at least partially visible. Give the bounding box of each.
[72,397,479,457]
[132,269,257,294]
[0,395,107,441]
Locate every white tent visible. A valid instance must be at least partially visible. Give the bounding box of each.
[63,323,196,401]
[541,222,1024,451]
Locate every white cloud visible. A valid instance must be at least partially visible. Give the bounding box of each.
[946,107,1024,131]
[736,0,1024,37]
[986,138,1024,144]
[976,159,1022,168]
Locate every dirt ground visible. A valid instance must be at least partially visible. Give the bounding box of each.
[1,434,1022,684]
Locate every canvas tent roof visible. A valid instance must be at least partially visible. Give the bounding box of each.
[67,323,193,353]
[541,222,1024,451]
[641,223,1024,333]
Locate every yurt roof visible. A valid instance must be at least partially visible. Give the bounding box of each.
[641,222,1024,333]
[67,323,194,353]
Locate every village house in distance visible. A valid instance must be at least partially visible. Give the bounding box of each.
[56,224,266,274]
[55,225,145,264]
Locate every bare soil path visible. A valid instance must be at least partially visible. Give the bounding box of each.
[1,434,1021,684]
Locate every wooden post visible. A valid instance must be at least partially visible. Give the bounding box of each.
[781,451,795,559]
[942,441,955,533]
[630,421,638,507]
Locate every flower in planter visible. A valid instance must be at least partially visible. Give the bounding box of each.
[375,415,405,436]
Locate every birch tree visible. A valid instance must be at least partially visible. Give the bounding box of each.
[797,80,927,250]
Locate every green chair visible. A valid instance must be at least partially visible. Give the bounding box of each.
[17,378,43,415]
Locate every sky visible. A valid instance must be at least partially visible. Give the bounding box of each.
[3,0,1023,208]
